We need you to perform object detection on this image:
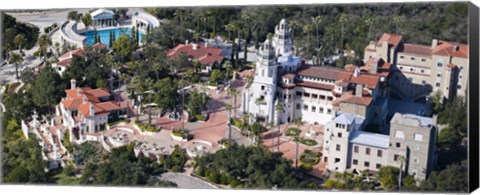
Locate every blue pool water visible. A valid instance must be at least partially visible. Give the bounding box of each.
[82,28,143,47]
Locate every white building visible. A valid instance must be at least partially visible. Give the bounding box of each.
[322,112,437,180]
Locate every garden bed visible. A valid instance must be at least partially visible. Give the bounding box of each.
[299,138,318,146]
[285,127,301,137]
[299,149,321,166]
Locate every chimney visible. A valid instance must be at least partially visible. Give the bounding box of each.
[192,44,198,50]
[355,84,363,97]
[369,41,376,49]
[70,79,77,89]
[369,59,378,74]
[431,39,438,48]
[185,40,189,45]
[89,104,95,117]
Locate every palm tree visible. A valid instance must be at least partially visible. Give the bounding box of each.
[13,34,26,53]
[173,9,190,25]
[289,19,300,44]
[339,13,349,56]
[82,13,93,29]
[225,103,233,145]
[9,52,23,80]
[223,60,233,82]
[245,75,253,86]
[225,23,235,42]
[293,135,300,173]
[312,16,323,48]
[275,102,284,152]
[227,87,239,118]
[364,16,375,40]
[398,155,406,189]
[37,34,52,62]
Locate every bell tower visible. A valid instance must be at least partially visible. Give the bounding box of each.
[272,19,293,56]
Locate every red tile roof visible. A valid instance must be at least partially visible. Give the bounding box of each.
[168,43,223,66]
[57,58,72,67]
[344,64,359,72]
[62,87,118,118]
[377,33,403,48]
[400,44,432,56]
[282,73,296,79]
[336,91,373,106]
[296,81,334,91]
[297,65,381,89]
[58,49,84,61]
[432,41,468,58]
[92,42,107,50]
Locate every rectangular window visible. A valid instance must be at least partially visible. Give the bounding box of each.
[296,91,302,97]
[303,105,308,111]
[458,85,462,89]
[410,57,415,61]
[353,159,358,165]
[437,73,441,77]
[421,59,426,62]
[394,154,400,161]
[354,146,359,153]
[324,156,328,162]
[414,133,423,141]
[296,104,301,110]
[335,123,345,129]
[312,94,318,99]
[413,157,420,164]
[422,80,427,84]
[396,142,401,148]
[400,56,404,59]
[311,106,316,112]
[376,164,382,169]
[338,132,342,138]
[421,69,425,73]
[364,161,370,167]
[320,95,326,100]
[366,148,371,155]
[327,109,332,115]
[437,62,443,67]
[261,85,265,90]
[336,144,341,151]
[327,96,334,101]
[319,107,324,113]
[436,82,441,87]
[304,92,311,97]
[399,66,403,70]
[394,130,404,139]
[335,158,340,163]
[377,150,383,157]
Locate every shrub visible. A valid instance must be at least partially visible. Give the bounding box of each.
[195,114,205,121]
[229,178,239,188]
[324,179,334,188]
[220,174,229,185]
[171,165,181,173]
[195,167,205,177]
[207,171,220,184]
[300,149,321,165]
[300,163,313,172]
[285,128,301,137]
[299,138,318,146]
[232,118,242,128]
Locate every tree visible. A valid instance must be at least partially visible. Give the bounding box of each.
[420,160,467,192]
[402,175,417,191]
[275,102,284,152]
[154,78,178,115]
[82,13,93,29]
[8,52,23,80]
[37,34,52,61]
[377,166,399,191]
[112,34,133,62]
[31,67,65,112]
[430,90,443,114]
[20,67,36,85]
[339,13,349,56]
[13,34,26,53]
[227,87,239,118]
[67,10,80,21]
[225,103,233,145]
[210,69,223,84]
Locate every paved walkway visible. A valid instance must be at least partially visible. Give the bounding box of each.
[156,172,217,189]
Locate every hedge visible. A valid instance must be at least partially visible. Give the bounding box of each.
[285,127,301,137]
[195,114,205,121]
[299,138,318,146]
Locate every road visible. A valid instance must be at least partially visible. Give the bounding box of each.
[156,172,217,189]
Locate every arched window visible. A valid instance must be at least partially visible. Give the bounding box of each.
[437,59,444,67]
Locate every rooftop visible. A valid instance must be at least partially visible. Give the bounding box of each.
[167,43,224,66]
[349,130,390,149]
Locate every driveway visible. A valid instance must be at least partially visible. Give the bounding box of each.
[156,172,217,189]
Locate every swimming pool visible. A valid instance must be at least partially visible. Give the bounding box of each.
[82,28,143,47]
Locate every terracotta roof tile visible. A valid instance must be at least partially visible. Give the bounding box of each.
[377,33,403,48]
[296,81,334,91]
[58,49,84,61]
[57,58,72,67]
[168,43,223,65]
[282,73,296,79]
